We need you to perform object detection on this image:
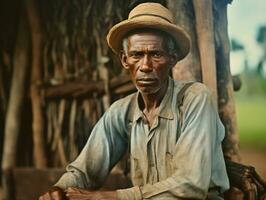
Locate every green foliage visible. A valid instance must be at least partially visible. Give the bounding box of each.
[231,38,244,51]
[256,25,266,44]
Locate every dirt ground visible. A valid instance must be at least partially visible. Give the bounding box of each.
[240,147,266,180]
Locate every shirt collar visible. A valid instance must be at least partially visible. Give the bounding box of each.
[132,77,174,122]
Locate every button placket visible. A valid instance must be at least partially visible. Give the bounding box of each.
[147,117,159,142]
[146,138,160,184]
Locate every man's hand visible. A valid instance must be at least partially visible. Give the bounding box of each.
[66,187,117,200]
[39,186,66,200]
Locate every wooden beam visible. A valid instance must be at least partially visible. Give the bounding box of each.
[193,0,218,104]
[26,0,47,168]
[43,74,134,99]
[44,80,105,98]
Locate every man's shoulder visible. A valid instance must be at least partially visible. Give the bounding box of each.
[108,92,137,112]
[173,79,211,96]
[172,80,212,109]
[186,82,211,96]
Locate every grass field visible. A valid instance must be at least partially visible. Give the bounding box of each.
[235,96,266,150]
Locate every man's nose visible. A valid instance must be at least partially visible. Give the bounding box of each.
[140,55,152,72]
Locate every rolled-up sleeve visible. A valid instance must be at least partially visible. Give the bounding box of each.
[55,101,129,190]
[117,84,229,199]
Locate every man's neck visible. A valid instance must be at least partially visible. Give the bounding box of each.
[138,80,168,128]
[139,79,169,113]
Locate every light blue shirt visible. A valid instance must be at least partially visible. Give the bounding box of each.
[55,78,229,199]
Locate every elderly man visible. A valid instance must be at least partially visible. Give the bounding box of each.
[39,2,229,200]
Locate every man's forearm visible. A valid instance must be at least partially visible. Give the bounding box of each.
[54,171,86,190]
[65,187,117,200]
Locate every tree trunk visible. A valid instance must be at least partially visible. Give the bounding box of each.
[214,0,240,162]
[168,0,201,82]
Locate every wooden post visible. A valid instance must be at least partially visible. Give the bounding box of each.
[1,4,30,199]
[193,0,218,104]
[26,0,47,168]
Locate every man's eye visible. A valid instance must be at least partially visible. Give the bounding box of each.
[151,52,162,58]
[130,52,142,58]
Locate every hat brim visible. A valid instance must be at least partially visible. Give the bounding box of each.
[107,17,191,61]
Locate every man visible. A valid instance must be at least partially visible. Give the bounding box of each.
[39,3,229,200]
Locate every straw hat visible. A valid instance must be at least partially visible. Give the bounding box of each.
[107,2,191,60]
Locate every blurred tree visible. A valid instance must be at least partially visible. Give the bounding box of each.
[231,38,244,51]
[257,25,266,50]
[256,25,266,77]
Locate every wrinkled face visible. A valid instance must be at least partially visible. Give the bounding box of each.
[121,32,177,95]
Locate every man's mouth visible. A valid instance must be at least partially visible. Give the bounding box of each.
[136,78,157,85]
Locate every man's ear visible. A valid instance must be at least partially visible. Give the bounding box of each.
[120,51,130,70]
[169,52,178,68]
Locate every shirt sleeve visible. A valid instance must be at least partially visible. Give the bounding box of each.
[117,84,229,199]
[55,102,129,190]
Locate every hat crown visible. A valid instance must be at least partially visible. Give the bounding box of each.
[107,2,190,60]
[128,3,174,23]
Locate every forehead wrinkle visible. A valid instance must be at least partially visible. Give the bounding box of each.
[128,35,165,52]
[129,44,162,52]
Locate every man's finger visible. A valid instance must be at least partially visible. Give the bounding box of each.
[51,190,64,200]
[39,192,52,200]
[67,187,80,192]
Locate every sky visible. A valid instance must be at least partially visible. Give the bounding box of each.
[228,0,266,75]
